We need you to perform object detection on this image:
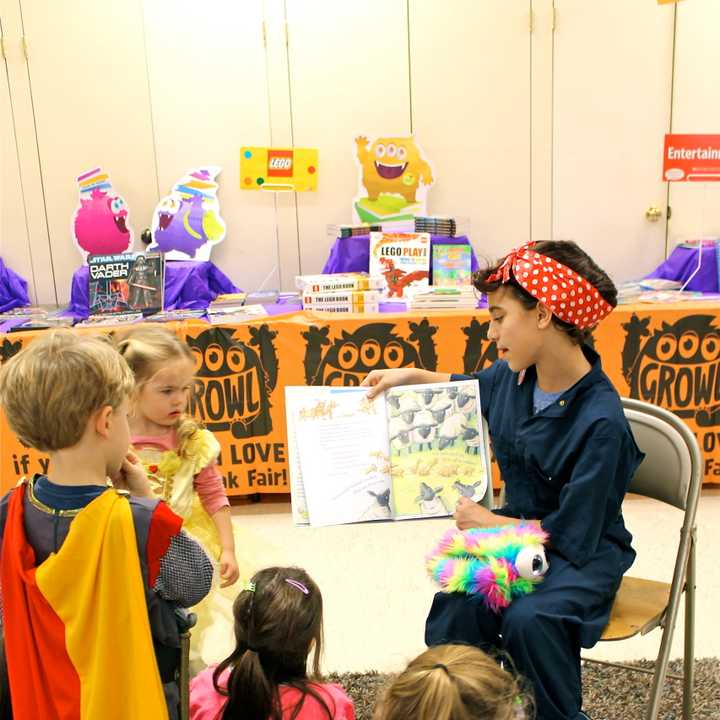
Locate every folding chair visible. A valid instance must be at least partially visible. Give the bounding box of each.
[583,397,702,720]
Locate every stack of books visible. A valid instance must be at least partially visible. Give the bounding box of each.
[296,273,383,312]
[277,290,302,304]
[244,290,279,305]
[328,223,381,238]
[10,315,74,330]
[616,283,643,305]
[76,312,145,327]
[415,216,457,237]
[301,289,381,313]
[409,286,478,311]
[0,305,49,322]
[616,278,696,304]
[144,309,208,323]
[207,292,247,313]
[1,306,74,330]
[208,305,268,323]
[295,272,383,294]
[206,293,270,323]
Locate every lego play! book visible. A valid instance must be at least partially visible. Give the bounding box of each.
[369,231,431,298]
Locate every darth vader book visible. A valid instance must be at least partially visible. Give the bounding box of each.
[285,381,489,527]
[88,252,165,315]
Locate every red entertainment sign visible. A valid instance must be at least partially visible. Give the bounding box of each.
[663,134,720,182]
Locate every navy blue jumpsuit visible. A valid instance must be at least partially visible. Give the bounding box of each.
[425,345,644,720]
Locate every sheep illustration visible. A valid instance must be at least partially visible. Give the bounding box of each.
[437,412,467,450]
[396,393,421,424]
[411,408,436,451]
[417,388,443,407]
[462,426,482,455]
[362,489,392,520]
[389,416,413,455]
[415,482,449,516]
[455,391,477,418]
[453,479,484,500]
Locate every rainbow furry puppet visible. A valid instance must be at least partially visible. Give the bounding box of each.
[426,524,549,612]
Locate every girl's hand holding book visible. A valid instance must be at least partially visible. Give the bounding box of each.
[362,368,450,399]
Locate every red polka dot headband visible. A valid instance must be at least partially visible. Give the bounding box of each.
[486,242,613,329]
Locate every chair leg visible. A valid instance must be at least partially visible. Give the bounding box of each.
[646,622,674,720]
[179,631,191,720]
[646,547,694,720]
[683,533,696,720]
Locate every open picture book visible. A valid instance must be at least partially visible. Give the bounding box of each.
[285,380,490,527]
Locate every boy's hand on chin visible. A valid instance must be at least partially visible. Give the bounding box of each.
[112,452,154,499]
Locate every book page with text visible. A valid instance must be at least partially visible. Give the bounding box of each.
[291,387,391,527]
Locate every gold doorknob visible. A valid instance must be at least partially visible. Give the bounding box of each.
[645,206,663,222]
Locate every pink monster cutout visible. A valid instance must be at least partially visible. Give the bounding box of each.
[73,168,133,258]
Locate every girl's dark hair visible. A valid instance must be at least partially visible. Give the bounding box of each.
[473,240,617,345]
[215,566,333,720]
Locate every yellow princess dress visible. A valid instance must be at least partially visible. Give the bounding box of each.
[133,428,249,671]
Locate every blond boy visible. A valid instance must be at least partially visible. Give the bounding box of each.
[0,330,212,720]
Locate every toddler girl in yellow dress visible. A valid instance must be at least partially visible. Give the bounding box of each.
[116,325,241,666]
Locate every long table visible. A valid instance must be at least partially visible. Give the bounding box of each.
[1,301,719,495]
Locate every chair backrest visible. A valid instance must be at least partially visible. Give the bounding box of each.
[621,397,702,517]
[619,398,702,684]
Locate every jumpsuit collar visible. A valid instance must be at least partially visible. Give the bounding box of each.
[517,345,603,418]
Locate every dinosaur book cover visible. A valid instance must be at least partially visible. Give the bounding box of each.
[87,252,164,315]
[285,379,489,527]
[369,231,431,298]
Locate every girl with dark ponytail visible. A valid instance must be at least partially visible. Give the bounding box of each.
[190,566,355,720]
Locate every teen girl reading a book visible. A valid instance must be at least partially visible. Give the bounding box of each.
[363,241,644,720]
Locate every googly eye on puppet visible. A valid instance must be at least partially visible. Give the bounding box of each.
[425,524,549,613]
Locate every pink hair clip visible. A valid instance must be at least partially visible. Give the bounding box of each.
[285,578,309,594]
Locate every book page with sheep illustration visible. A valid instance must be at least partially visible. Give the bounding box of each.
[386,380,488,520]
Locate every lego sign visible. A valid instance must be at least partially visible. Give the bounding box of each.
[240,147,318,191]
[663,134,720,181]
[267,150,294,177]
